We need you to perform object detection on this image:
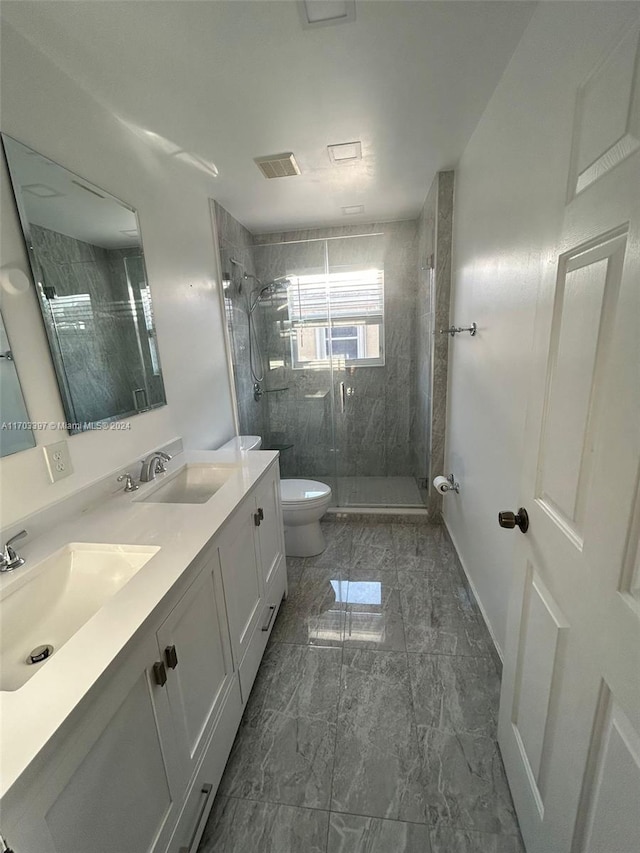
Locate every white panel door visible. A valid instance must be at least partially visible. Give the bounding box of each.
[499,17,640,853]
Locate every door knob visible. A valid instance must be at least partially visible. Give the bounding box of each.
[498,507,529,534]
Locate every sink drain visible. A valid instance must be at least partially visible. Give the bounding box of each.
[27,644,54,665]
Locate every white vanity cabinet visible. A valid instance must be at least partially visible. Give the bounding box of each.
[2,458,286,853]
[5,544,240,853]
[6,631,187,853]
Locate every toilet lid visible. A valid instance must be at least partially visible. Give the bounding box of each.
[280,479,331,504]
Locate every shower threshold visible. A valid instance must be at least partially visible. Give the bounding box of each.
[326,475,426,509]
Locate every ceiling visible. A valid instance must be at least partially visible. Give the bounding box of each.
[1,1,536,234]
[3,135,141,249]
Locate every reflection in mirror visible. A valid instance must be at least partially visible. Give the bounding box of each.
[2,135,166,433]
[0,311,36,457]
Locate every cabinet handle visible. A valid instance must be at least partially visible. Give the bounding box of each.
[262,604,276,632]
[258,507,264,521]
[254,511,261,527]
[178,783,215,853]
[153,661,167,686]
[165,645,178,670]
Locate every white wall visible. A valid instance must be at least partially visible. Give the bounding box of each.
[444,2,637,656]
[0,24,235,526]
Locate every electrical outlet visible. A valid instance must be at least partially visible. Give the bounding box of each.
[43,440,73,483]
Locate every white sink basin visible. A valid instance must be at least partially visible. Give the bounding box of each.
[0,543,160,692]
[140,463,238,504]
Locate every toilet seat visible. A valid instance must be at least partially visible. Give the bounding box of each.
[280,479,332,506]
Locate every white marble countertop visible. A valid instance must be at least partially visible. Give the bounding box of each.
[0,448,279,803]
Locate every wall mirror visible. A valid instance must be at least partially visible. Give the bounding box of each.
[2,135,166,433]
[0,310,36,457]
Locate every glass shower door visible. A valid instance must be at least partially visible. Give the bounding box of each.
[326,234,390,506]
[252,239,338,497]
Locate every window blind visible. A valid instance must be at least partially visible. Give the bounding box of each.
[288,268,384,326]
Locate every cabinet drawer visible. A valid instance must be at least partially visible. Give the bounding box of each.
[238,561,287,704]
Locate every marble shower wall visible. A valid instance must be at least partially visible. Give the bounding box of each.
[414,171,454,516]
[214,202,268,441]
[252,221,419,479]
[29,224,164,424]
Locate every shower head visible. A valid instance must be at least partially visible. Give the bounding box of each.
[259,278,291,297]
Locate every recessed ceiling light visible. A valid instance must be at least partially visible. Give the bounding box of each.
[342,204,364,216]
[120,229,139,237]
[254,153,301,179]
[328,141,362,164]
[299,0,356,28]
[21,183,63,198]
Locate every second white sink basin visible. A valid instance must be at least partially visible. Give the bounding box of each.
[140,463,238,504]
[0,543,160,692]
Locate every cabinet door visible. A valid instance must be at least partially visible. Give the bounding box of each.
[157,557,234,786]
[6,635,181,853]
[254,467,286,594]
[217,500,264,669]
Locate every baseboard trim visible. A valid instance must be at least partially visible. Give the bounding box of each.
[442,516,504,675]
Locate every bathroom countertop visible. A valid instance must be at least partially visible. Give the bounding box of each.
[0,448,279,803]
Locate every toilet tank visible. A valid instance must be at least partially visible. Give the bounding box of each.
[218,435,262,452]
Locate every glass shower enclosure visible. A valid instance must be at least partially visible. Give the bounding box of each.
[224,232,425,509]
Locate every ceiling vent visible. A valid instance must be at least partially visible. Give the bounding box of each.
[254,153,301,179]
[299,1,356,28]
[328,141,362,164]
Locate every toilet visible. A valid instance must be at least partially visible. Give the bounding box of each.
[280,478,332,557]
[217,435,331,557]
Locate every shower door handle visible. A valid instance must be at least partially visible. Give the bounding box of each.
[339,382,346,413]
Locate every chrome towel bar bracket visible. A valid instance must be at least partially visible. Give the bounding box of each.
[440,322,477,337]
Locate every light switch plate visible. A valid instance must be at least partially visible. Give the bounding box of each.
[43,440,73,483]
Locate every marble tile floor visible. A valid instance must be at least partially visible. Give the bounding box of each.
[199,521,524,853]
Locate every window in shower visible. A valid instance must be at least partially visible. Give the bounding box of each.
[288,266,384,368]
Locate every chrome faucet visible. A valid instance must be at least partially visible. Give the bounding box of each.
[140,451,172,483]
[0,529,27,572]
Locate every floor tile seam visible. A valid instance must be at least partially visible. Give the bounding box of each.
[222,792,332,817]
[404,645,493,660]
[270,639,343,650]
[328,801,430,827]
[404,640,424,771]
[327,807,525,838]
[395,568,425,769]
[326,638,345,827]
[415,721,500,743]
[405,650,497,662]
